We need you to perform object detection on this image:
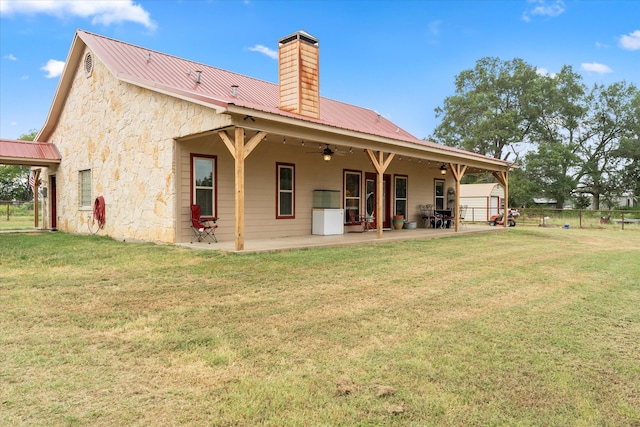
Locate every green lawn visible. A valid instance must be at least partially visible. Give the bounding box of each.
[1,229,639,426]
[0,214,34,231]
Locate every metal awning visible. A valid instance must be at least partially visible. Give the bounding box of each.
[0,139,61,166]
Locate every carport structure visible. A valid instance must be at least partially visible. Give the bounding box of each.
[0,139,61,228]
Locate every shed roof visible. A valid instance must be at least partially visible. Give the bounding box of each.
[0,139,61,166]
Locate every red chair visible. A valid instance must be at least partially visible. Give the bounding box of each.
[190,204,218,243]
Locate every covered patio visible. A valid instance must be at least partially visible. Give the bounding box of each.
[179,223,506,253]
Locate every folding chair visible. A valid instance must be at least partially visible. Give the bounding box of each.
[190,204,218,243]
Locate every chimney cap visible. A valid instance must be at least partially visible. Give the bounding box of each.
[279,30,318,46]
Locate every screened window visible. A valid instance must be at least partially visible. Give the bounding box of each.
[277,163,295,218]
[79,169,92,208]
[193,155,216,218]
[435,179,445,210]
[394,175,408,218]
[344,171,361,223]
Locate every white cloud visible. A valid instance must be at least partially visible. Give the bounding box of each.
[0,0,156,30]
[21,75,29,80]
[4,53,18,61]
[581,62,613,74]
[522,0,565,22]
[536,67,557,78]
[248,44,278,60]
[619,30,640,50]
[41,59,65,78]
[595,41,609,49]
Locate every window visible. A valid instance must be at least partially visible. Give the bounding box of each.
[277,163,295,218]
[79,169,92,208]
[394,175,408,218]
[435,179,445,210]
[192,155,216,218]
[344,171,361,223]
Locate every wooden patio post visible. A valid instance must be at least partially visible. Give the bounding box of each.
[234,127,245,250]
[449,163,467,232]
[218,128,267,251]
[366,149,395,238]
[492,170,509,228]
[32,169,41,229]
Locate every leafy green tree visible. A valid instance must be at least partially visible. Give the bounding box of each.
[524,66,587,208]
[613,91,640,206]
[507,168,536,208]
[573,81,639,209]
[0,130,38,201]
[432,57,541,160]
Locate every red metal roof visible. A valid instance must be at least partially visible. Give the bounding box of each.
[0,139,61,166]
[77,30,426,145]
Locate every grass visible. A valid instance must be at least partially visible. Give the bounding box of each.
[0,214,34,231]
[1,228,639,426]
[0,202,36,231]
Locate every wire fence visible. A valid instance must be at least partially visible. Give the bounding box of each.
[515,208,640,230]
[463,206,640,230]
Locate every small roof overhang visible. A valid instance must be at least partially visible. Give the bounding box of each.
[0,139,62,166]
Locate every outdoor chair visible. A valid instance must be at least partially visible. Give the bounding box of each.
[418,204,429,228]
[423,204,444,228]
[433,212,445,229]
[444,209,455,228]
[420,204,439,228]
[459,205,468,228]
[190,204,218,243]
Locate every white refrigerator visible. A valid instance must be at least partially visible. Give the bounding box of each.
[312,208,344,235]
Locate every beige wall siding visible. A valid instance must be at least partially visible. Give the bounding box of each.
[177,137,450,242]
[43,46,229,243]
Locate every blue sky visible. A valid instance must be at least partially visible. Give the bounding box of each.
[1,0,638,141]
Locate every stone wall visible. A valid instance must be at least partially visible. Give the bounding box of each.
[44,45,230,242]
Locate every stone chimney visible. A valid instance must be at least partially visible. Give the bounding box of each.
[278,30,319,118]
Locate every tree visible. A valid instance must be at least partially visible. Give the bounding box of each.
[524,66,587,208]
[432,57,541,160]
[0,130,38,201]
[612,91,640,206]
[573,81,639,209]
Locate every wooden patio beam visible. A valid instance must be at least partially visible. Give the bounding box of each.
[492,170,509,228]
[217,127,267,251]
[448,163,467,232]
[366,149,395,238]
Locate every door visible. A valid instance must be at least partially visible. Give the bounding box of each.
[489,196,500,220]
[49,175,57,230]
[365,172,391,228]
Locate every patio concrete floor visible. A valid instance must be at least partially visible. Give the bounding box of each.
[178,224,508,253]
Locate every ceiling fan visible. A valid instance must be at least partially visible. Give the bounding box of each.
[307,144,346,161]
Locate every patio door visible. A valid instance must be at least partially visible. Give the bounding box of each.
[365,172,391,228]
